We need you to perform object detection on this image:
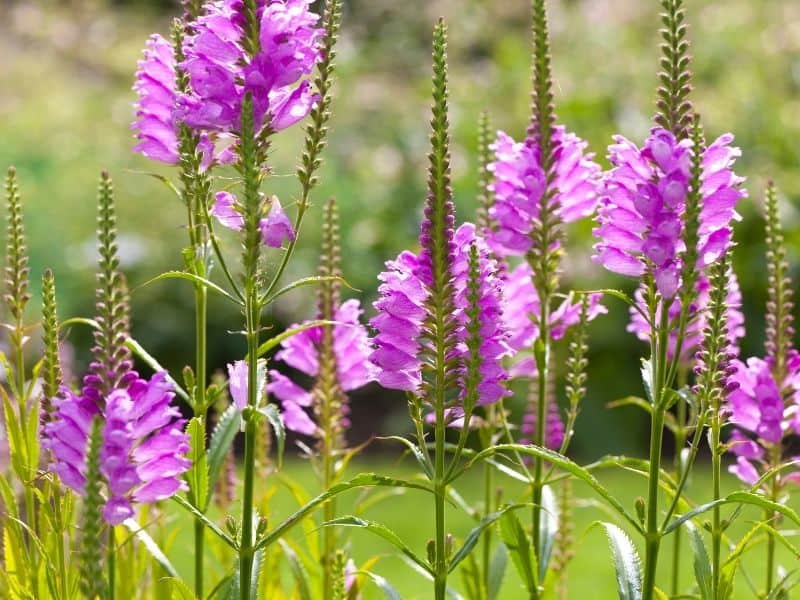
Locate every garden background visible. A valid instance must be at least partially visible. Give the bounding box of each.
[3,1,800,597]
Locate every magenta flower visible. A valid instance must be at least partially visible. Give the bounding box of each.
[268,299,375,435]
[211,192,296,247]
[178,0,322,134]
[593,128,744,298]
[132,34,221,168]
[44,371,190,525]
[370,222,511,406]
[627,269,745,361]
[726,354,800,484]
[503,262,606,377]
[487,127,601,256]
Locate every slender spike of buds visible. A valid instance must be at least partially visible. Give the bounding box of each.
[4,166,30,327]
[41,269,63,422]
[654,0,693,139]
[78,417,108,600]
[476,110,495,232]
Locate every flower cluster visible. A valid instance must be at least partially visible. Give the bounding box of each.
[178,0,322,134]
[487,127,601,256]
[370,222,511,406]
[521,398,565,451]
[627,270,746,361]
[44,371,190,524]
[502,261,606,377]
[211,191,295,248]
[726,354,800,485]
[593,128,744,298]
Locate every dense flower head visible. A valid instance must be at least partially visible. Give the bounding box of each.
[132,33,220,167]
[487,126,601,256]
[627,270,745,361]
[265,299,375,435]
[370,222,511,407]
[726,354,800,485]
[43,371,190,525]
[593,127,745,298]
[211,191,296,247]
[503,262,605,377]
[178,0,322,134]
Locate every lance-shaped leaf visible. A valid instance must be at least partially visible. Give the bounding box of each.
[599,522,642,600]
[185,418,209,510]
[686,521,711,600]
[448,504,529,573]
[499,510,536,595]
[206,405,241,508]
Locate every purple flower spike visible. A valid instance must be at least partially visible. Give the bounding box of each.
[725,353,800,484]
[179,0,322,135]
[593,128,745,297]
[133,34,180,164]
[488,127,601,257]
[44,371,190,525]
[259,198,295,248]
[269,299,376,435]
[521,398,564,451]
[370,251,427,393]
[451,223,512,405]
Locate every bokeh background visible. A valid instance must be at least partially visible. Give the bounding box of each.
[2,0,800,459]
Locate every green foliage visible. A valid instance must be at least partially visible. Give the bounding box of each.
[600,522,642,600]
[79,418,108,600]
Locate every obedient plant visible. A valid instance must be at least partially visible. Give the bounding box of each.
[5,1,800,599]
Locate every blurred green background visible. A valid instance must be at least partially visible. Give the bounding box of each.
[2,0,800,458]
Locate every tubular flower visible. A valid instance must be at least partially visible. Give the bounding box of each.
[627,269,745,361]
[178,0,322,134]
[132,34,219,167]
[211,191,296,247]
[370,222,511,406]
[725,354,800,485]
[267,299,376,435]
[593,128,745,298]
[43,371,190,525]
[502,262,605,377]
[487,127,601,257]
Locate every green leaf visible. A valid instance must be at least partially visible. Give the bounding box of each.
[355,571,402,600]
[471,444,641,534]
[125,336,190,403]
[538,485,559,581]
[767,569,800,600]
[254,473,434,552]
[487,543,507,600]
[257,320,337,357]
[664,491,800,535]
[127,170,182,201]
[140,271,240,305]
[171,495,237,549]
[448,504,528,573]
[258,404,285,469]
[207,405,241,509]
[641,359,654,405]
[686,521,711,600]
[498,511,536,595]
[278,540,313,600]
[323,516,432,575]
[122,518,180,579]
[166,578,197,600]
[599,522,642,600]
[185,418,209,511]
[261,275,352,305]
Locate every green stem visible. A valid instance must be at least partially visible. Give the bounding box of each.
[531,300,551,599]
[321,401,336,599]
[434,420,447,600]
[710,415,722,598]
[670,369,688,597]
[240,289,261,600]
[108,526,116,600]
[194,518,204,598]
[764,448,781,596]
[481,419,495,600]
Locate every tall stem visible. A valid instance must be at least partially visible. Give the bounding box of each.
[434,398,447,600]
[481,408,495,599]
[710,414,722,598]
[670,368,688,596]
[531,300,550,596]
[108,527,116,600]
[764,447,781,596]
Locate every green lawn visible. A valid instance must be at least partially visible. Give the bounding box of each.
[161,457,800,599]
